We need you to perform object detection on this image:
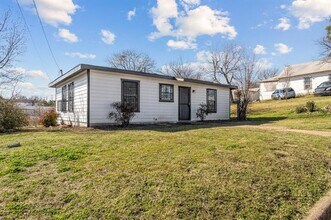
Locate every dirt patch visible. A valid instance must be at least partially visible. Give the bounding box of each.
[235,124,331,137]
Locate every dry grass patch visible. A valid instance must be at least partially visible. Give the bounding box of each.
[0,126,330,219]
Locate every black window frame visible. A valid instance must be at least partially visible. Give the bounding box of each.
[121,79,140,112]
[68,82,74,112]
[159,83,174,102]
[206,88,217,113]
[61,85,68,112]
[304,77,312,90]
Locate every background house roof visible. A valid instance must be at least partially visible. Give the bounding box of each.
[261,60,331,83]
[49,64,237,89]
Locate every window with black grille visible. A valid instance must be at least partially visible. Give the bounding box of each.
[121,80,140,112]
[206,89,217,113]
[159,84,174,102]
[68,82,74,112]
[61,85,67,112]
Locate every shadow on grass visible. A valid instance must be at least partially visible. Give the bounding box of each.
[94,116,288,133]
[0,116,288,135]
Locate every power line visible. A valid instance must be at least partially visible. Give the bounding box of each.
[15,0,52,81]
[32,0,61,72]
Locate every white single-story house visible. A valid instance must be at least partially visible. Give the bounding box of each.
[49,64,236,127]
[260,61,331,100]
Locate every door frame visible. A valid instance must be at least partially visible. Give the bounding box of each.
[178,86,191,121]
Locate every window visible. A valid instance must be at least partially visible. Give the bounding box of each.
[61,85,67,112]
[304,77,312,90]
[68,82,74,112]
[159,84,174,102]
[206,89,217,113]
[121,80,140,112]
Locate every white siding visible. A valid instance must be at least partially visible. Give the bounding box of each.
[259,81,277,100]
[90,70,230,125]
[260,72,331,100]
[55,71,88,126]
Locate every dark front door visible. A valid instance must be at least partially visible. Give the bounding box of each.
[179,87,191,121]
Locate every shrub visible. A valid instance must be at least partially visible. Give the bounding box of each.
[306,101,317,113]
[196,103,209,121]
[39,109,58,127]
[0,99,29,132]
[294,106,307,114]
[109,102,135,127]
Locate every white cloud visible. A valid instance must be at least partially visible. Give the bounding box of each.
[253,45,267,55]
[16,82,54,98]
[150,0,178,40]
[149,1,237,49]
[100,29,116,45]
[26,70,49,80]
[127,8,136,21]
[280,4,287,9]
[175,6,237,39]
[256,58,273,70]
[288,0,331,29]
[167,39,197,50]
[180,0,201,11]
[274,43,293,54]
[58,28,78,43]
[17,82,36,90]
[19,0,78,27]
[12,67,49,80]
[196,50,212,62]
[275,17,291,31]
[65,52,96,59]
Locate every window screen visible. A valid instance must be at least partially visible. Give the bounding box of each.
[159,84,174,102]
[206,89,217,113]
[68,82,74,112]
[61,85,67,112]
[122,80,140,112]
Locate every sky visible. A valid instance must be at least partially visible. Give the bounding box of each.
[1,0,330,99]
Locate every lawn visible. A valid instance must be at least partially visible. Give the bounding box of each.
[1,125,331,219]
[232,95,331,131]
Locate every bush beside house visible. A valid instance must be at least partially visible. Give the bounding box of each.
[39,109,58,127]
[0,99,29,132]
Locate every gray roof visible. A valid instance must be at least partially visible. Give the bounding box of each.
[261,60,331,82]
[49,64,237,89]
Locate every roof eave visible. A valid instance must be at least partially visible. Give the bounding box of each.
[48,64,236,89]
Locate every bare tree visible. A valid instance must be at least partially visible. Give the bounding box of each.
[203,43,243,101]
[107,50,156,72]
[281,65,293,99]
[319,17,331,62]
[207,43,242,84]
[0,10,25,93]
[258,67,279,81]
[163,58,202,79]
[235,51,260,120]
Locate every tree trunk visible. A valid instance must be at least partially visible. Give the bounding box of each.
[237,99,248,120]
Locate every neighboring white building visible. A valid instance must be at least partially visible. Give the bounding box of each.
[49,64,235,127]
[260,61,331,100]
[16,102,54,116]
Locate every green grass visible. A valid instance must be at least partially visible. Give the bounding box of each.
[1,126,331,219]
[232,95,331,130]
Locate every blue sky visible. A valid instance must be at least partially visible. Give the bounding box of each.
[1,0,330,99]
